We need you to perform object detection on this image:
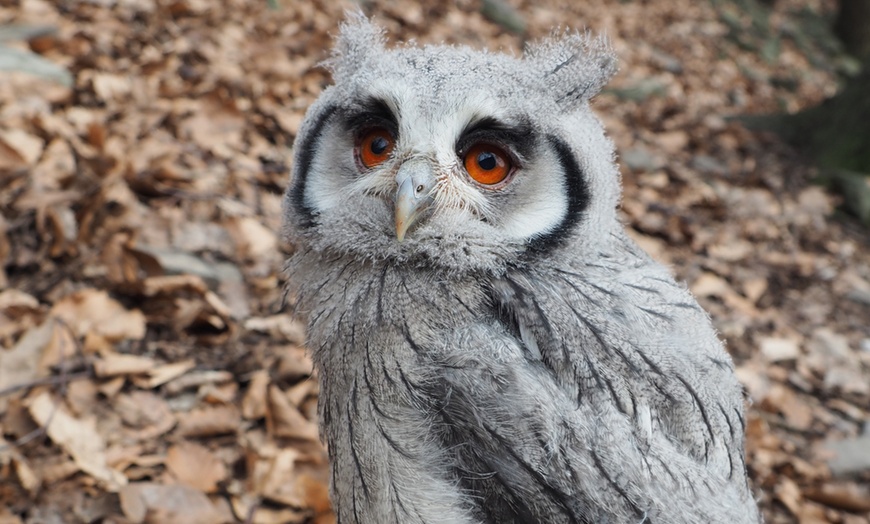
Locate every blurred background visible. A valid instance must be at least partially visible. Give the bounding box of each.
[0,0,868,522]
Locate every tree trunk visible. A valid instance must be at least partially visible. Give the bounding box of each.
[745,59,870,224]
[835,0,870,57]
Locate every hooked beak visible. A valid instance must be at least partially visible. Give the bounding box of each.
[394,160,436,242]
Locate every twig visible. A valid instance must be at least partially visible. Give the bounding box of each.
[0,371,92,398]
[0,317,81,454]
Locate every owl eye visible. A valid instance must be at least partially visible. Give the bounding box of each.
[356,127,395,169]
[463,143,512,186]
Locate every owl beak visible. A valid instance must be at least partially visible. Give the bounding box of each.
[394,161,436,242]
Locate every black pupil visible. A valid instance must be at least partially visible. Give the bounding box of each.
[477,151,497,170]
[370,136,388,155]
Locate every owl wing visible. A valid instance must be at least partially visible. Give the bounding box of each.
[427,259,759,523]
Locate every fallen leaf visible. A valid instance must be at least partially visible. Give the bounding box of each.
[177,404,241,438]
[93,353,156,377]
[774,477,803,516]
[0,319,55,412]
[115,391,175,440]
[266,385,319,441]
[119,482,229,524]
[231,496,309,524]
[135,359,196,389]
[164,370,234,395]
[50,289,146,342]
[241,370,270,420]
[0,128,44,168]
[803,482,870,513]
[27,391,126,491]
[245,314,306,345]
[225,216,278,261]
[165,441,227,493]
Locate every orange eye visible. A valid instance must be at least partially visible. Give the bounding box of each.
[463,143,512,186]
[357,128,395,169]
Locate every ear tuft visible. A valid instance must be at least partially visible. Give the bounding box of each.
[525,30,617,110]
[325,11,386,83]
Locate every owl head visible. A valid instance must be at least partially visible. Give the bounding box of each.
[283,14,620,275]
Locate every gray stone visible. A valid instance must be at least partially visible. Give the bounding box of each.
[621,147,664,172]
[825,435,870,477]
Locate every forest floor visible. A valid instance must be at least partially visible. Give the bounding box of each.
[0,0,869,522]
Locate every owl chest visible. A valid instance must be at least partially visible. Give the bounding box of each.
[305,266,488,398]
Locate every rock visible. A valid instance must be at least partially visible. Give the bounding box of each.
[480,0,526,34]
[847,288,870,306]
[650,48,683,74]
[824,435,870,477]
[621,146,664,172]
[805,328,868,396]
[759,337,800,362]
[690,154,729,176]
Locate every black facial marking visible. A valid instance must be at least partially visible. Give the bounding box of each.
[346,97,399,136]
[457,116,535,161]
[525,135,590,255]
[290,104,339,229]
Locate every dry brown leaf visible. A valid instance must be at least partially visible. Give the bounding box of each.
[760,383,814,431]
[265,385,319,441]
[774,477,803,516]
[708,239,753,262]
[50,289,146,342]
[297,473,333,515]
[276,345,314,381]
[244,314,306,345]
[164,370,234,395]
[119,482,229,524]
[690,272,730,298]
[179,97,245,158]
[27,391,126,491]
[742,277,768,304]
[656,130,689,154]
[141,274,208,297]
[241,370,270,420]
[93,353,156,378]
[165,441,227,493]
[200,381,238,404]
[98,376,125,398]
[286,380,315,407]
[803,482,870,513]
[12,456,40,495]
[104,444,146,471]
[225,216,278,261]
[230,496,309,524]
[0,129,44,168]
[32,138,76,189]
[134,359,196,389]
[91,73,131,102]
[246,443,301,501]
[0,319,55,412]
[0,289,40,312]
[0,510,24,524]
[115,391,175,440]
[65,378,99,417]
[177,404,241,438]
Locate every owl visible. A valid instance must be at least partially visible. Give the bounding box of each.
[283,14,761,524]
